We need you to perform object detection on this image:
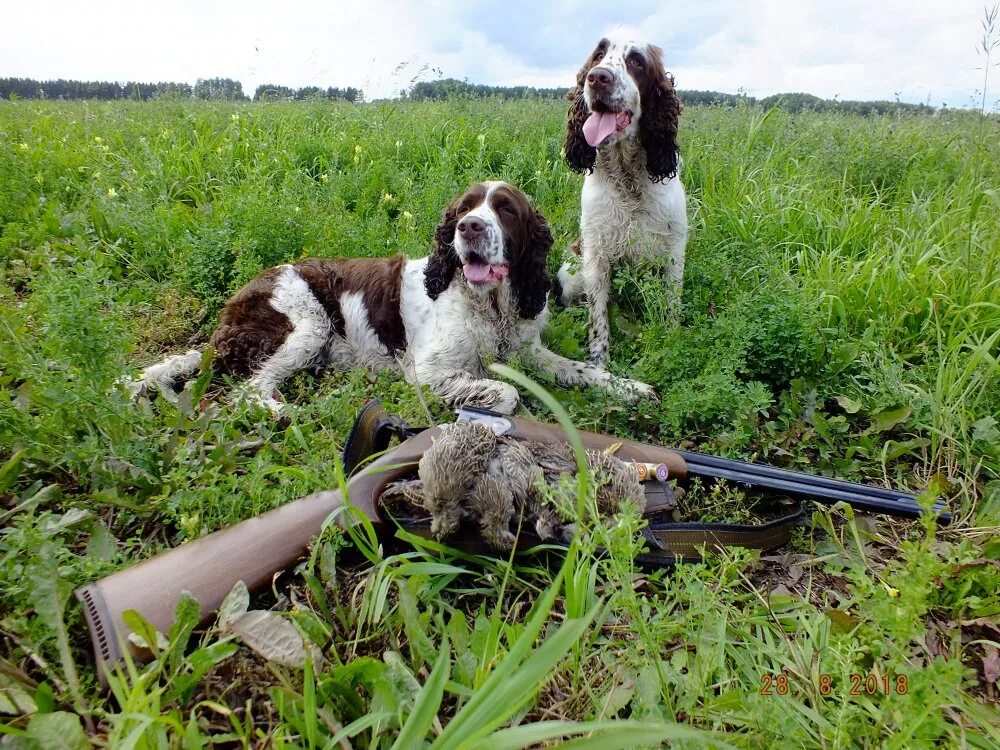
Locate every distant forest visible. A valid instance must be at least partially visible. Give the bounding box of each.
[405,79,936,115]
[0,77,362,103]
[1,75,935,115]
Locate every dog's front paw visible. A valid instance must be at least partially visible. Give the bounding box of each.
[612,377,659,403]
[234,385,286,416]
[476,382,519,415]
[496,384,520,414]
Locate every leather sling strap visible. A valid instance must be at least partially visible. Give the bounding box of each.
[638,505,804,565]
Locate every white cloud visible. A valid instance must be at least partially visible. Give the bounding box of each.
[0,0,994,107]
[660,0,988,107]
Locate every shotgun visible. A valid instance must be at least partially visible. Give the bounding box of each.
[456,407,950,522]
[75,406,949,681]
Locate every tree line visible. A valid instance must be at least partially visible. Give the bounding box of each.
[405,79,567,101]
[406,79,936,115]
[679,89,935,116]
[0,77,362,103]
[252,84,362,102]
[1,74,934,114]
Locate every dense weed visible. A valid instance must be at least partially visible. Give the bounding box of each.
[0,99,998,746]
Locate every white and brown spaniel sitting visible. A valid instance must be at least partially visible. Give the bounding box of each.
[556,33,689,365]
[133,181,655,414]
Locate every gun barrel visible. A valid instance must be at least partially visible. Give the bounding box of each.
[680,455,951,524]
[677,450,920,503]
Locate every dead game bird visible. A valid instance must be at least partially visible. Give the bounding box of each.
[416,421,499,542]
[402,421,646,550]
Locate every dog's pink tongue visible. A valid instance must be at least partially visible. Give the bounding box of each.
[463,263,509,283]
[583,111,619,147]
[463,263,491,282]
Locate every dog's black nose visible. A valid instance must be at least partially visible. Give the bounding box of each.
[587,67,613,87]
[457,217,486,239]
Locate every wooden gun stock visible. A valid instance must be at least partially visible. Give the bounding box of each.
[75,426,444,683]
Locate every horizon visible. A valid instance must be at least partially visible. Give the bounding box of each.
[0,73,954,108]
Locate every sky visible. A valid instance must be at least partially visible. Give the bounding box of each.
[2,0,997,108]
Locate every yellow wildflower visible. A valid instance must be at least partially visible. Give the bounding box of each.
[107,187,118,198]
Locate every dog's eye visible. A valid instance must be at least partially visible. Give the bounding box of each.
[498,205,517,216]
[628,53,643,68]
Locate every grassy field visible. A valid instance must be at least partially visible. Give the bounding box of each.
[1,97,998,747]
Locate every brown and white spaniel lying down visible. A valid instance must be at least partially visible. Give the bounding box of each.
[133,181,655,414]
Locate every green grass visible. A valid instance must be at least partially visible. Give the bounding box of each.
[1,98,998,747]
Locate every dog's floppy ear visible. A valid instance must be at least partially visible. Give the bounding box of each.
[564,41,604,174]
[565,38,613,173]
[565,87,597,174]
[425,198,462,299]
[640,45,682,182]
[511,205,553,319]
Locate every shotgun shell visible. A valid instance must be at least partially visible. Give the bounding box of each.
[633,462,669,482]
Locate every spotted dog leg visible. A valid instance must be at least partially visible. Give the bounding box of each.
[582,252,613,366]
[554,239,586,306]
[244,320,328,414]
[414,367,521,415]
[660,226,687,321]
[132,349,204,403]
[528,342,656,402]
